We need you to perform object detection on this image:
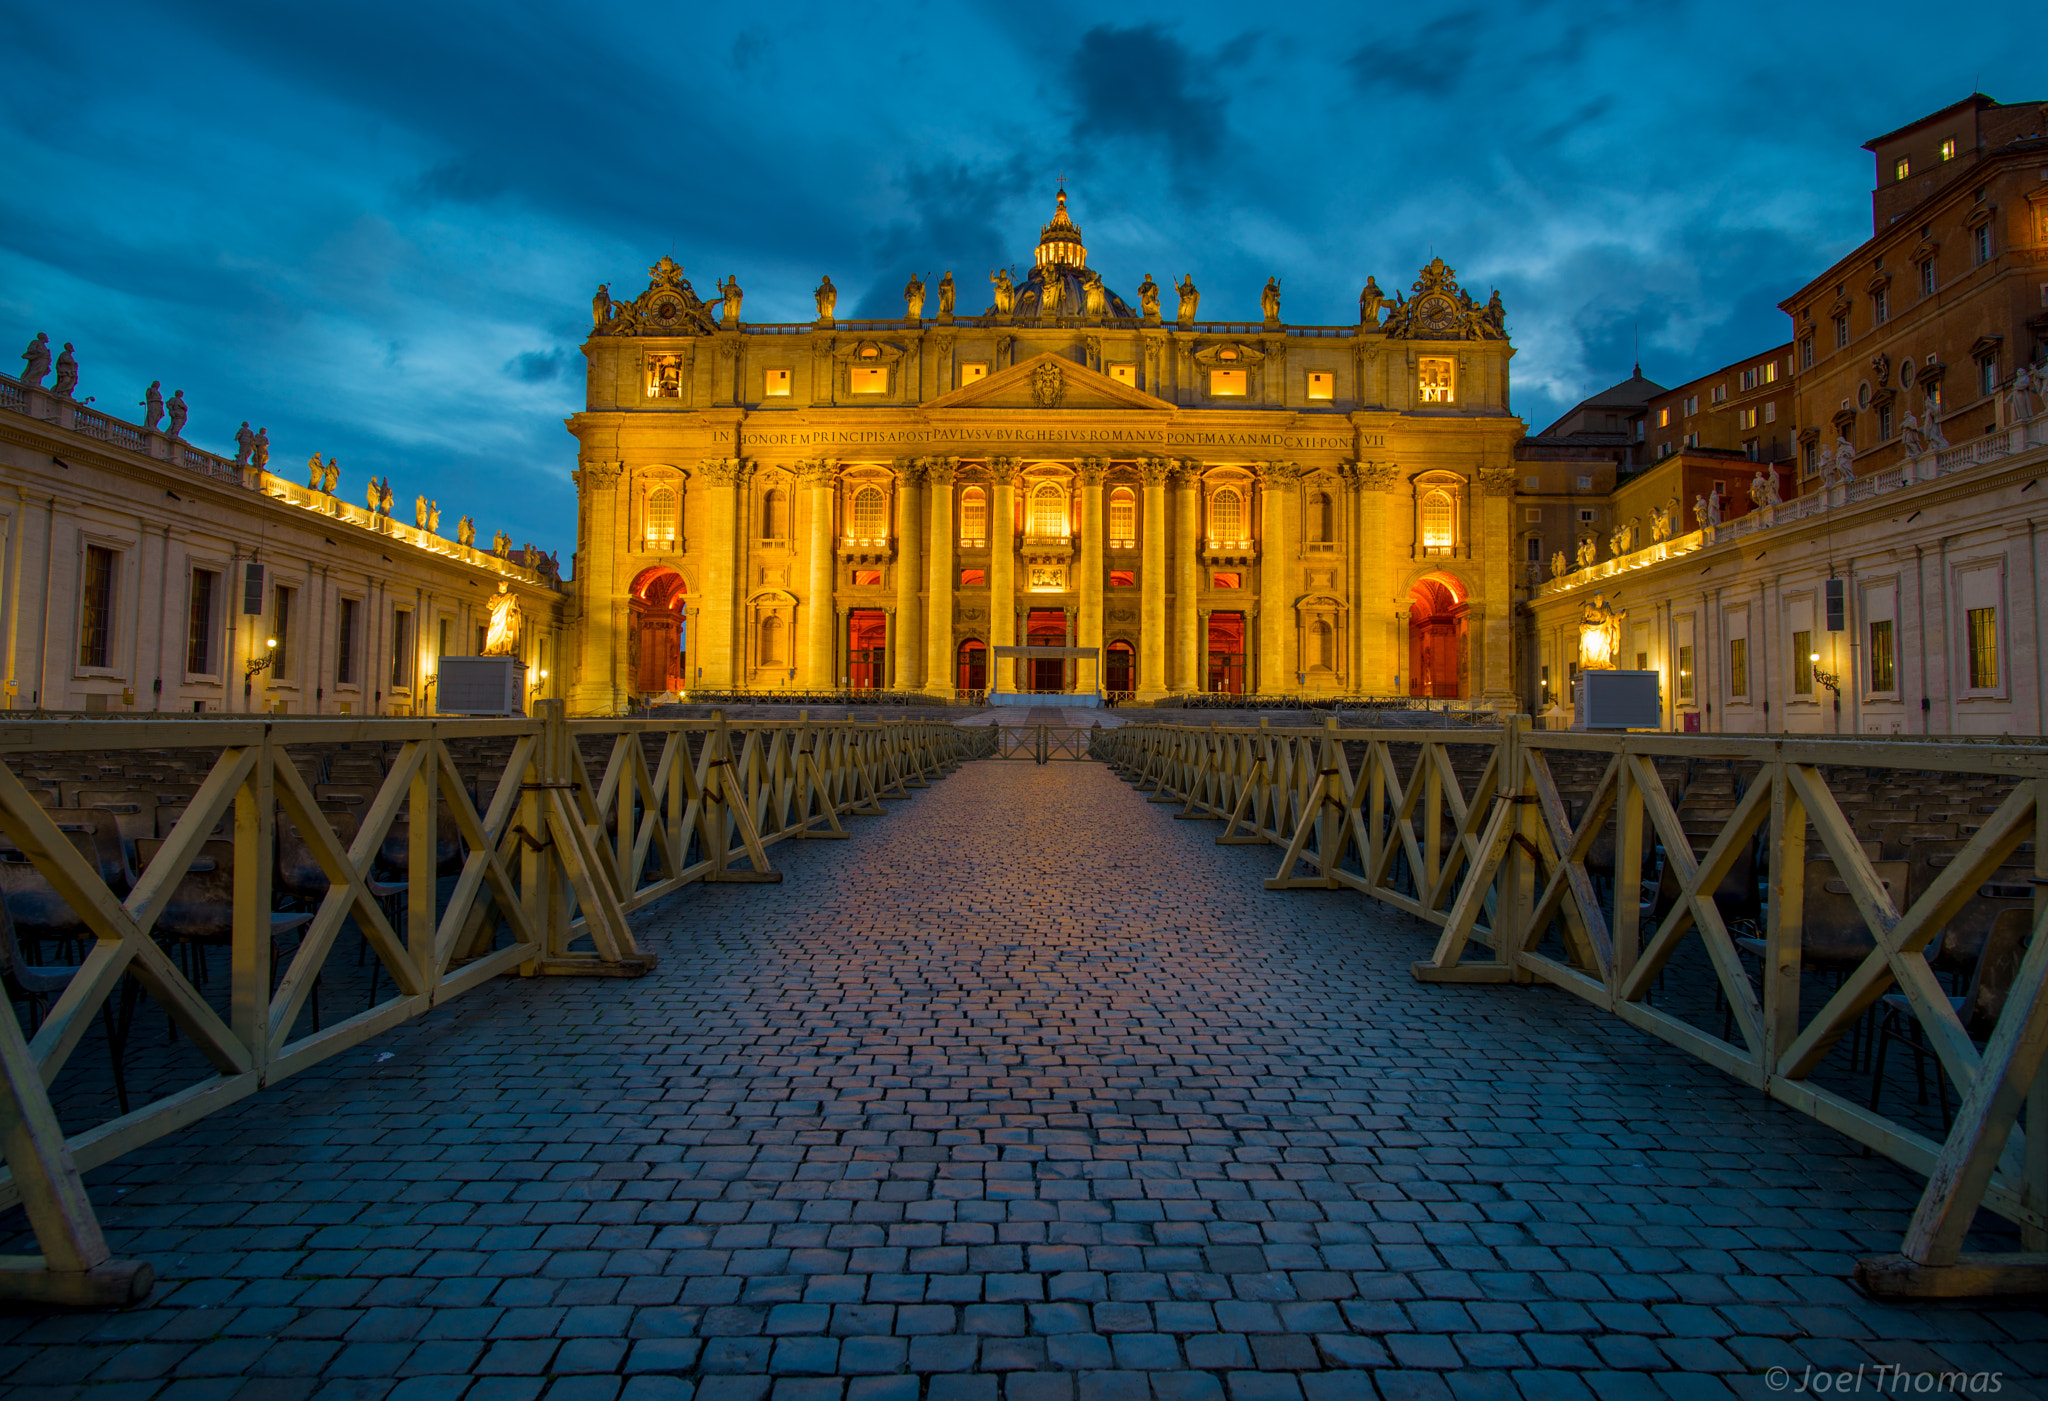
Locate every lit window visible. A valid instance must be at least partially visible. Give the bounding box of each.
[959,568,985,587]
[1307,371,1334,401]
[1893,156,1911,181]
[1657,408,1670,428]
[1418,357,1454,403]
[1677,645,1694,700]
[1421,490,1453,555]
[1738,407,1758,430]
[1939,137,1957,161]
[1793,630,1814,694]
[1764,361,1778,383]
[645,488,678,548]
[1108,363,1136,386]
[764,368,792,397]
[1211,572,1240,589]
[1209,369,1247,396]
[1869,620,1894,691]
[1108,487,1136,547]
[1210,488,1243,542]
[959,362,989,385]
[852,569,882,587]
[1968,607,1998,688]
[1729,637,1748,698]
[1109,569,1136,587]
[852,487,886,539]
[960,487,987,543]
[1030,484,1067,537]
[849,367,889,394]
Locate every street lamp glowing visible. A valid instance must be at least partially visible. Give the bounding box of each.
[266,637,278,650]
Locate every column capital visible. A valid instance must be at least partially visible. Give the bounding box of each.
[896,456,928,486]
[1256,460,1301,485]
[1171,458,1202,489]
[699,456,750,485]
[795,458,840,486]
[1078,456,1107,486]
[1138,456,1173,487]
[1477,466,1517,497]
[1356,460,1398,492]
[575,461,624,488]
[926,456,958,487]
[988,456,1020,484]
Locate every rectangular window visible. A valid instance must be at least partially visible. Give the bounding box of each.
[1208,369,1247,397]
[958,567,985,587]
[1834,314,1850,349]
[852,568,883,587]
[337,598,359,685]
[1800,337,1814,369]
[1869,619,1895,691]
[958,362,988,386]
[78,545,115,669]
[187,569,217,675]
[1657,407,1671,428]
[1418,357,1454,403]
[1683,395,1699,416]
[1306,371,1334,401]
[1968,607,1998,688]
[1109,569,1137,587]
[1710,385,1726,405]
[390,610,412,690]
[1873,288,1889,324]
[763,368,792,397]
[1893,156,1910,181]
[1765,361,1778,384]
[1108,363,1136,387]
[1793,630,1814,694]
[1920,259,1936,295]
[849,367,889,395]
[1764,401,1777,424]
[1744,439,1759,461]
[1677,645,1695,700]
[1738,407,1759,430]
[1980,357,1999,397]
[272,584,294,670]
[1974,225,1992,265]
[1210,572,1239,589]
[1578,508,1595,524]
[1878,403,1893,440]
[1740,368,1756,391]
[1526,536,1542,561]
[1729,637,1748,698]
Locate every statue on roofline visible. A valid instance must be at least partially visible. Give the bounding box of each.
[990,267,1016,318]
[1175,274,1199,326]
[718,275,743,326]
[1082,267,1107,319]
[166,389,188,438]
[20,332,51,386]
[814,275,837,323]
[233,422,257,465]
[309,452,325,490]
[52,342,78,398]
[252,427,269,470]
[937,270,955,319]
[1260,276,1282,326]
[1137,274,1160,322]
[323,456,338,494]
[1550,549,1569,580]
[904,273,926,322]
[1359,276,1384,327]
[591,283,611,327]
[141,381,164,431]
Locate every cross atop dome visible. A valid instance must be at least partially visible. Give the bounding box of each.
[1035,188,1087,270]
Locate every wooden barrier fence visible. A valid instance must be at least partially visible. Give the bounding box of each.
[1095,716,2048,1299]
[0,705,980,1305]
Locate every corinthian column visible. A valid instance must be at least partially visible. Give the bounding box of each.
[696,457,746,687]
[1172,460,1200,694]
[570,460,625,715]
[1076,458,1105,694]
[1257,461,1300,694]
[1356,461,1396,692]
[924,458,957,696]
[988,458,1018,689]
[894,458,924,691]
[800,459,839,689]
[1138,456,1170,701]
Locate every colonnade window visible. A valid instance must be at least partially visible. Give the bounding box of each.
[852,487,886,540]
[1211,488,1244,543]
[1108,487,1136,547]
[645,488,678,549]
[1030,484,1067,538]
[1421,491,1454,556]
[960,487,987,544]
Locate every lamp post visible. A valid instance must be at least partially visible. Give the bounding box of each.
[244,636,278,705]
[1810,649,1843,732]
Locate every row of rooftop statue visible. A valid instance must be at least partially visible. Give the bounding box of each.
[587,258,1510,337]
[18,331,562,587]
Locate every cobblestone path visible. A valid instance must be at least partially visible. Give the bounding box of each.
[3,760,2042,1400]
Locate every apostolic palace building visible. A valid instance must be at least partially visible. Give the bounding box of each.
[565,193,1523,710]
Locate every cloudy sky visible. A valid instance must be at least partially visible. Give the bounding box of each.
[0,1,2027,559]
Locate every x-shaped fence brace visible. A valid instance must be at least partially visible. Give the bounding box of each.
[0,706,978,1305]
[1098,716,2048,1299]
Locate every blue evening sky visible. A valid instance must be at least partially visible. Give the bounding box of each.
[0,2,2027,561]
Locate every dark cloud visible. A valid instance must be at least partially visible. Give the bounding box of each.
[409,157,509,206]
[505,348,567,382]
[1345,11,1481,97]
[1064,24,1227,171]
[853,157,1033,318]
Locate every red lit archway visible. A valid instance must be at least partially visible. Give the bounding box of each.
[1408,574,1468,699]
[1206,612,1245,694]
[629,567,687,694]
[957,639,986,694]
[848,609,887,690]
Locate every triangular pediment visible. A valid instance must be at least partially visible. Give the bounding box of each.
[924,352,1172,413]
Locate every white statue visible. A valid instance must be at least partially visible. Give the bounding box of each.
[166,389,188,438]
[233,422,257,465]
[1833,435,1856,483]
[1900,411,1925,459]
[1649,501,1673,543]
[1695,491,1721,530]
[141,381,164,430]
[483,580,521,655]
[1924,395,1949,451]
[2010,364,2040,423]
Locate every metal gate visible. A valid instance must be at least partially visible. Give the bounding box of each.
[983,724,1098,764]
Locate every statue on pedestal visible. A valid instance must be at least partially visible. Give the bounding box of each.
[718,275,743,326]
[1137,274,1160,322]
[457,516,475,546]
[1833,435,1856,483]
[322,456,338,494]
[233,422,257,465]
[990,267,1016,318]
[1695,491,1721,530]
[2009,364,2040,423]
[1082,268,1107,320]
[252,427,269,470]
[1175,274,1199,326]
[1039,270,1063,318]
[591,283,611,327]
[937,270,955,319]
[141,381,164,431]
[903,273,926,322]
[1575,534,1598,569]
[483,581,521,656]
[814,275,837,323]
[428,501,441,534]
[414,494,430,529]
[367,476,385,516]
[52,343,78,399]
[1900,411,1925,459]
[1550,549,1569,580]
[1923,395,1950,451]
[1359,276,1384,327]
[1580,593,1627,669]
[1649,501,1674,543]
[166,390,188,438]
[309,452,325,490]
[380,478,395,518]
[20,332,51,386]
[1260,277,1282,326]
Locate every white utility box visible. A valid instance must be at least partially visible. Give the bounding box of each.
[1573,670,1661,730]
[437,657,527,716]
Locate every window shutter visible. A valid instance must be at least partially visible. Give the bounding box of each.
[243,563,265,615]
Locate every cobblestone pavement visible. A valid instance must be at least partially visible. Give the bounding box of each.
[3,759,2042,1401]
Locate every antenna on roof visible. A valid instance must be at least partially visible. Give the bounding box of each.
[1634,323,1641,378]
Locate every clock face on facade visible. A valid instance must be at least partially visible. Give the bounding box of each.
[1418,295,1459,334]
[651,296,683,323]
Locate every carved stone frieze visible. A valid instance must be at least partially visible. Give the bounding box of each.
[577,461,625,488]
[1357,461,1398,492]
[1477,467,1516,497]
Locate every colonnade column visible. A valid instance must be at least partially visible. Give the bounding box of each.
[1138,457,1170,701]
[801,460,838,689]
[924,459,956,696]
[697,457,743,688]
[1257,462,1300,694]
[1172,461,1200,694]
[570,460,625,714]
[1077,458,1104,695]
[894,459,924,691]
[988,459,1018,689]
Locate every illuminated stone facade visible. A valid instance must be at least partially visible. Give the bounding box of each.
[567,195,1524,712]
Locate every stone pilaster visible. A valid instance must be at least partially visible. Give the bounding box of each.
[924,459,957,696]
[988,459,1018,686]
[1138,457,1171,701]
[695,457,746,687]
[799,460,838,689]
[1356,461,1397,693]
[1172,461,1200,693]
[570,461,625,714]
[1477,466,1517,700]
[893,459,924,692]
[1076,458,1105,694]
[1257,462,1300,693]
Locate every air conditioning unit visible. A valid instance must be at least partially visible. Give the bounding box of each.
[1574,670,1661,730]
[437,657,527,716]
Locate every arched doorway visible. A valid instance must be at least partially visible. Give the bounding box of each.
[848,609,887,690]
[1105,640,1135,696]
[1207,612,1245,694]
[629,567,687,694]
[957,639,986,694]
[1408,574,1468,699]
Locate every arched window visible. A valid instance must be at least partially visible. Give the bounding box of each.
[758,614,784,666]
[960,486,987,544]
[1421,490,1454,555]
[1108,487,1136,547]
[852,487,886,540]
[1211,488,1243,543]
[1309,491,1333,543]
[645,487,677,548]
[761,488,787,541]
[1030,483,1067,537]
